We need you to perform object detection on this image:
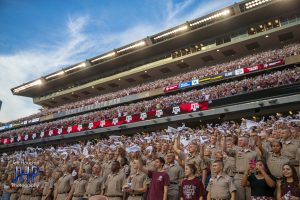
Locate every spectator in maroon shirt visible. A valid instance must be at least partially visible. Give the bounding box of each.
[139,157,170,200]
[180,164,204,200]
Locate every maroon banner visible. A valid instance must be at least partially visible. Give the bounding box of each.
[243,64,264,73]
[2,101,209,145]
[263,59,285,68]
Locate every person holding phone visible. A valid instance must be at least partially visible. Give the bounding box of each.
[241,160,275,200]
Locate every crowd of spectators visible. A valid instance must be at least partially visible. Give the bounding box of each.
[1,67,299,139]
[0,112,299,200]
[6,43,300,125]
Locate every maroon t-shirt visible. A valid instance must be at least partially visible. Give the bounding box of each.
[180,177,204,200]
[147,171,170,200]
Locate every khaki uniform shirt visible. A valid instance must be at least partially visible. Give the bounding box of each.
[72,178,87,197]
[125,171,147,195]
[206,174,236,199]
[42,178,54,198]
[104,172,126,196]
[165,163,184,194]
[281,140,300,165]
[180,152,205,176]
[56,174,73,194]
[265,152,289,178]
[234,148,257,173]
[101,161,113,179]
[31,180,44,196]
[85,175,104,196]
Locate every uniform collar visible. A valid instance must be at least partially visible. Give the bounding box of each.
[215,173,224,180]
[243,148,251,153]
[285,140,292,145]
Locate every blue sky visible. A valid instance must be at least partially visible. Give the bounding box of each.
[0,0,237,122]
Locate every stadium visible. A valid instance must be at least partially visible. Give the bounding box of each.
[1,0,300,200]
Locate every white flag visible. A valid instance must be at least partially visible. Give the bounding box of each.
[140,113,147,120]
[78,124,82,131]
[49,130,53,136]
[155,110,163,117]
[100,120,106,127]
[126,115,132,123]
[172,106,180,114]
[112,118,119,125]
[88,122,93,129]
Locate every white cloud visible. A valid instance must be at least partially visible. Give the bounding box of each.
[0,15,91,122]
[0,0,237,123]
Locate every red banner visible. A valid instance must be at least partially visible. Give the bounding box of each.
[263,59,285,68]
[164,84,179,92]
[243,64,264,73]
[0,101,209,145]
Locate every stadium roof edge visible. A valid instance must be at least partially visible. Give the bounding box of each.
[11,0,296,97]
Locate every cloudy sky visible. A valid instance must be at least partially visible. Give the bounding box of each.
[0,0,238,123]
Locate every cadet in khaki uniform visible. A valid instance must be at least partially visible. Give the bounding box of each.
[174,138,207,184]
[214,151,236,177]
[55,165,74,200]
[123,159,147,200]
[10,187,19,200]
[206,161,236,200]
[42,169,55,200]
[67,177,87,200]
[164,152,184,200]
[19,183,32,200]
[231,136,258,200]
[261,140,289,179]
[102,161,126,200]
[30,174,44,200]
[68,157,88,199]
[280,129,300,166]
[101,151,114,179]
[84,164,104,198]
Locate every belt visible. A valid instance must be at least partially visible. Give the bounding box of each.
[58,192,68,194]
[211,199,229,200]
[234,172,244,175]
[73,194,84,197]
[129,193,143,197]
[106,195,123,198]
[31,195,42,197]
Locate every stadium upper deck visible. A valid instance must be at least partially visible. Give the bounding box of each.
[11,0,300,108]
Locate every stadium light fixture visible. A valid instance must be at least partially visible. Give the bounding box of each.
[245,0,272,10]
[91,51,116,63]
[154,25,189,40]
[45,70,65,80]
[64,62,87,73]
[190,9,231,27]
[117,40,146,53]
[13,79,43,93]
